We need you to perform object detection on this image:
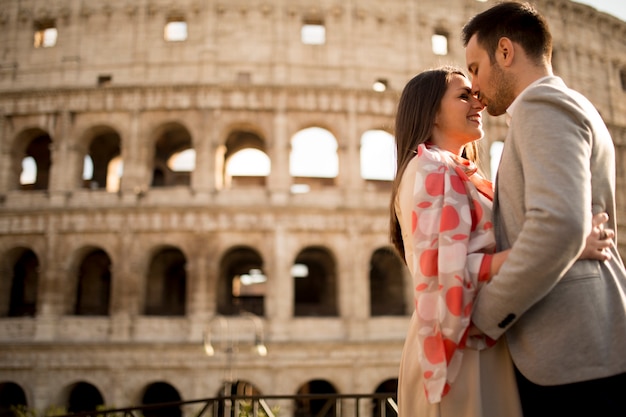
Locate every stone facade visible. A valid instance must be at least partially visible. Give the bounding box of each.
[0,0,625,415]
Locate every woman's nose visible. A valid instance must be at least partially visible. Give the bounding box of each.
[472,95,485,109]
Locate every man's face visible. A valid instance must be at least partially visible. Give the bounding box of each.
[465,34,515,116]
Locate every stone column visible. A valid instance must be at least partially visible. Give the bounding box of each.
[109,229,135,342]
[0,114,13,193]
[119,110,147,202]
[190,109,217,200]
[268,97,291,204]
[35,221,63,341]
[49,111,74,206]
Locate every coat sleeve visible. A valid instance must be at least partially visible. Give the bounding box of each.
[471,85,593,340]
[409,145,494,403]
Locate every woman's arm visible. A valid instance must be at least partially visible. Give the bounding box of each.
[579,212,614,261]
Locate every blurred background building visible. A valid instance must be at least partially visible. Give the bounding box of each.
[0,0,625,415]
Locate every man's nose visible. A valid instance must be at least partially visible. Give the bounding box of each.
[471,79,480,97]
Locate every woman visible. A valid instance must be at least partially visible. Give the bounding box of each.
[389,66,613,417]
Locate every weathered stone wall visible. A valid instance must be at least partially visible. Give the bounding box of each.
[0,0,625,413]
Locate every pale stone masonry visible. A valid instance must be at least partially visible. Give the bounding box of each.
[0,0,625,415]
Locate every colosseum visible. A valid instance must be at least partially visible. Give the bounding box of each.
[1,0,625,415]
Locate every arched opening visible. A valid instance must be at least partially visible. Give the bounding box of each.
[369,248,406,316]
[222,130,268,188]
[293,247,337,317]
[218,247,266,316]
[215,380,263,417]
[66,382,104,414]
[74,248,111,316]
[142,382,182,417]
[0,248,39,317]
[372,379,398,417]
[290,127,338,192]
[82,128,122,192]
[151,124,193,187]
[18,132,52,191]
[294,379,338,417]
[145,247,186,316]
[0,382,28,417]
[360,130,395,186]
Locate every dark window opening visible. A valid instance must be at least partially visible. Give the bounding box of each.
[294,380,337,417]
[142,382,182,417]
[145,247,186,316]
[151,124,194,188]
[369,248,406,316]
[0,382,28,417]
[5,249,39,317]
[293,247,337,317]
[75,249,111,316]
[218,247,266,316]
[67,382,104,414]
[20,134,52,191]
[372,379,398,417]
[97,75,112,86]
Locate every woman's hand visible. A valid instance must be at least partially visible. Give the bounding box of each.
[579,212,614,261]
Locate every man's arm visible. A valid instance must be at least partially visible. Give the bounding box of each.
[472,87,593,339]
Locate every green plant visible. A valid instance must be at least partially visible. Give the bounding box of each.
[9,405,36,417]
[237,400,279,417]
[9,405,67,417]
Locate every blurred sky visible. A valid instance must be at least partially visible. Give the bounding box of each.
[571,0,626,22]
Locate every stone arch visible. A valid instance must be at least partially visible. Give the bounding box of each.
[141,381,182,417]
[11,128,52,191]
[360,129,395,185]
[371,378,398,417]
[0,381,28,415]
[150,122,194,187]
[290,127,338,191]
[215,380,263,417]
[369,247,406,316]
[64,381,105,414]
[0,247,39,317]
[80,125,122,192]
[294,379,339,417]
[217,246,266,316]
[293,246,337,317]
[221,129,269,189]
[144,246,187,316]
[72,247,112,316]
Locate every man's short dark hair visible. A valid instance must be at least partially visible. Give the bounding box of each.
[462,1,552,65]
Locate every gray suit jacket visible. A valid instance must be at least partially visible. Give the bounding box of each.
[472,76,626,385]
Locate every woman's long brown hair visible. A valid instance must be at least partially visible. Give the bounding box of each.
[389,66,478,261]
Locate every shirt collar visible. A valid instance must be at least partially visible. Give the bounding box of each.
[505,75,553,125]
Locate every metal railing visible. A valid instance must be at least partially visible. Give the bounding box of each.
[54,393,398,417]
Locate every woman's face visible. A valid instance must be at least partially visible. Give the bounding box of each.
[431,73,485,154]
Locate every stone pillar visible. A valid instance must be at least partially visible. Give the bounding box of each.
[109,233,133,341]
[0,114,12,193]
[187,243,210,341]
[190,109,216,199]
[343,93,362,195]
[48,111,74,206]
[35,222,63,341]
[268,224,292,341]
[268,98,291,204]
[119,111,147,201]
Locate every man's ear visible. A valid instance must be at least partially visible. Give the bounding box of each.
[497,37,514,67]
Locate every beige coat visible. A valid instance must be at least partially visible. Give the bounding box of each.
[396,152,522,417]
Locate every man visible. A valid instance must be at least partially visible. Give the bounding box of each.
[462,2,626,416]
